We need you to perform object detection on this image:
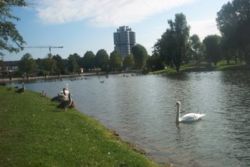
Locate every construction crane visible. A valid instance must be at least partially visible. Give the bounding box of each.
[23,46,63,54]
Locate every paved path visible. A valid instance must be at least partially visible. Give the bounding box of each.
[0,72,105,84]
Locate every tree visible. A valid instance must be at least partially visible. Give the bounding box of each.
[18,53,37,75]
[95,49,109,71]
[188,34,204,64]
[0,59,4,72]
[203,35,221,66]
[217,0,250,64]
[220,37,235,64]
[42,54,58,75]
[82,51,95,71]
[109,50,122,71]
[154,13,190,72]
[154,31,176,67]
[131,44,148,69]
[171,13,190,71]
[146,53,165,71]
[0,0,26,56]
[123,55,134,70]
[53,54,66,74]
[68,53,81,73]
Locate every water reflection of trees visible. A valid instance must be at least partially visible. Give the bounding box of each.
[221,70,250,167]
[221,70,250,87]
[164,72,189,81]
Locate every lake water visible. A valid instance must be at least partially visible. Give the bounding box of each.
[17,71,250,167]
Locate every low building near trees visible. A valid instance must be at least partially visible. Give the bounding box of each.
[0,61,19,78]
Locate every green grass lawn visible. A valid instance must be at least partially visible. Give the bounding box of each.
[0,87,159,167]
[215,61,246,71]
[150,61,247,75]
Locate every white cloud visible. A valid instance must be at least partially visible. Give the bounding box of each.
[189,19,221,39]
[36,0,195,26]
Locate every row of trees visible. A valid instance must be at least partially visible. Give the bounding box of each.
[151,14,227,72]
[18,44,148,76]
[217,0,250,64]
[148,13,221,72]
[1,0,249,74]
[0,0,150,76]
[150,0,250,72]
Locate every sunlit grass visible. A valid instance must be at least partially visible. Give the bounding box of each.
[0,87,159,167]
[216,60,246,71]
[150,60,247,74]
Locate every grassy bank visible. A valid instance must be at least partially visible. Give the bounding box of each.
[0,87,159,167]
[150,61,247,75]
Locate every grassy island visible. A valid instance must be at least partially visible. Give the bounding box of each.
[0,87,158,167]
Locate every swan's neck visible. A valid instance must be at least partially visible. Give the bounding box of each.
[176,104,180,123]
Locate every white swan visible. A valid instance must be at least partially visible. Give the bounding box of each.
[176,101,205,123]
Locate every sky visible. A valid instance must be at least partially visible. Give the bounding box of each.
[5,0,230,61]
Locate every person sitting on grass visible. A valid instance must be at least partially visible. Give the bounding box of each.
[58,93,75,110]
[60,88,69,101]
[51,87,69,102]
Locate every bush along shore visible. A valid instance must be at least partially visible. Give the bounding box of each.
[0,86,159,167]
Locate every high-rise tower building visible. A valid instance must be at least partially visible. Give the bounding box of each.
[113,26,136,58]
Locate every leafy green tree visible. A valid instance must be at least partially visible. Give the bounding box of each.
[154,32,175,67]
[154,13,190,72]
[0,60,4,72]
[36,58,44,75]
[217,0,250,64]
[0,0,26,56]
[220,37,234,64]
[131,44,148,69]
[42,54,58,75]
[18,53,37,75]
[110,51,122,71]
[123,55,134,70]
[95,49,109,71]
[146,53,165,71]
[52,54,66,74]
[171,13,190,71]
[188,34,204,64]
[82,51,95,71]
[68,53,81,73]
[203,35,222,66]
